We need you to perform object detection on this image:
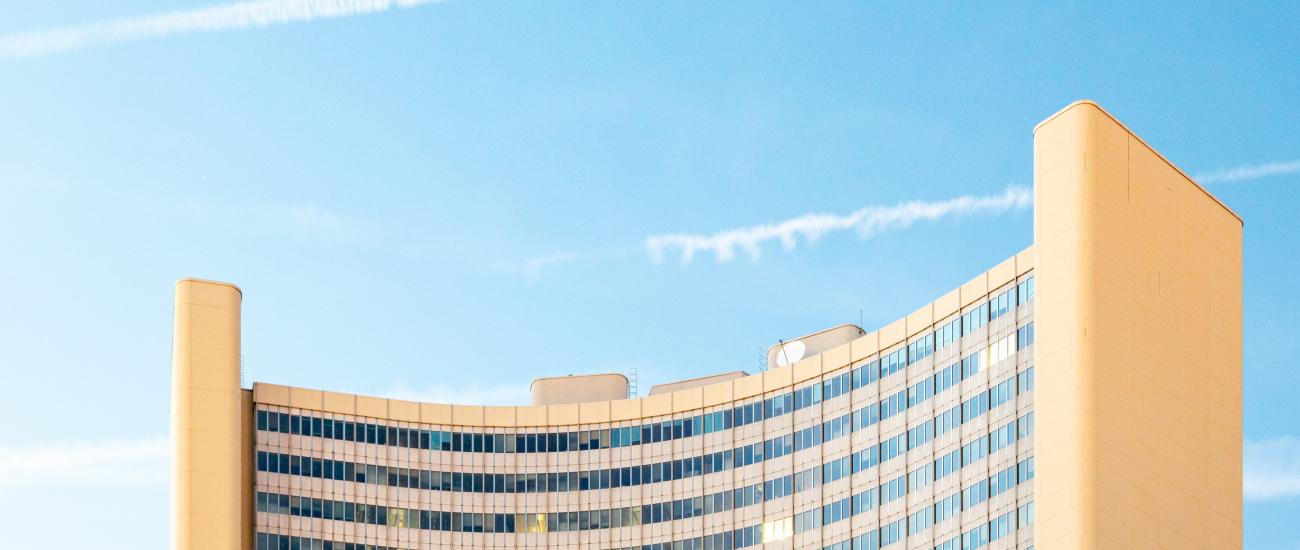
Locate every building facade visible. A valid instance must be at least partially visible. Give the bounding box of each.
[171,101,1242,550]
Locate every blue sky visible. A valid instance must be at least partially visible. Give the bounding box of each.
[1,1,1297,547]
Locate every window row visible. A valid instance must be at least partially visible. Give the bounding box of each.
[256,377,1031,498]
[808,457,1034,546]
[257,366,1033,498]
[254,533,396,550]
[257,525,768,550]
[257,453,1032,539]
[931,501,1033,550]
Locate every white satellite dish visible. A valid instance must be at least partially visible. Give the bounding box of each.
[775,340,806,367]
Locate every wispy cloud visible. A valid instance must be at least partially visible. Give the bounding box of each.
[247,202,348,237]
[1245,436,1300,501]
[384,381,532,406]
[0,436,168,489]
[287,204,345,233]
[491,252,581,284]
[646,186,1031,265]
[0,0,447,60]
[1197,159,1300,184]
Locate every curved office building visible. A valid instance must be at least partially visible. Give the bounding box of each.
[171,102,1244,550]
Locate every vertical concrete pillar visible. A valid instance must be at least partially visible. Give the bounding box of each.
[1034,101,1242,548]
[172,279,245,550]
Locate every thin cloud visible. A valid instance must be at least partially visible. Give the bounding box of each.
[1196,159,1300,184]
[247,202,348,237]
[1244,436,1300,501]
[491,252,581,284]
[287,204,344,233]
[384,381,532,406]
[0,436,169,489]
[0,0,447,60]
[646,186,1031,265]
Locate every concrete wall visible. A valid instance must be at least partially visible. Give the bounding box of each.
[648,370,748,395]
[1034,101,1242,548]
[530,373,629,405]
[172,279,249,550]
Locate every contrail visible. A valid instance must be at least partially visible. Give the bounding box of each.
[646,186,1031,265]
[1196,159,1300,184]
[0,0,447,60]
[490,252,581,284]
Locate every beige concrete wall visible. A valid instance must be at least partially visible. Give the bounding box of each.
[239,389,253,550]
[765,323,864,369]
[1034,101,1242,549]
[647,370,747,395]
[530,373,629,405]
[172,279,248,550]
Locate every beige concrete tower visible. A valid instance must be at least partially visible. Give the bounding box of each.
[172,279,247,550]
[1033,102,1243,548]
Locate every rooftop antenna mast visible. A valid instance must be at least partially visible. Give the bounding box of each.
[774,339,792,371]
[626,367,638,398]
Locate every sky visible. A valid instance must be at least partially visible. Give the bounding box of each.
[0,1,1297,547]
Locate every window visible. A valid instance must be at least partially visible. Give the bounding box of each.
[989,377,1016,409]
[934,449,960,480]
[935,317,960,351]
[853,359,880,388]
[880,391,907,420]
[881,348,907,378]
[1017,411,1035,439]
[935,405,961,437]
[1017,322,1035,349]
[908,462,934,492]
[962,479,989,510]
[988,464,1017,497]
[989,421,1017,453]
[1017,366,1035,394]
[989,287,1015,321]
[961,351,984,378]
[962,303,989,336]
[908,377,934,407]
[962,436,989,466]
[854,402,881,430]
[881,475,907,504]
[879,433,906,464]
[961,392,988,423]
[935,362,961,393]
[1018,457,1036,483]
[934,492,961,523]
[1017,276,1035,305]
[908,506,934,535]
[907,419,934,450]
[907,333,934,364]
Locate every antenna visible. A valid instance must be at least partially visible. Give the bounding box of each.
[776,339,791,370]
[626,367,638,398]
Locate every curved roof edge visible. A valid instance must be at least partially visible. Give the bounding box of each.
[251,246,1035,427]
[176,277,243,296]
[1034,99,1241,224]
[529,372,629,391]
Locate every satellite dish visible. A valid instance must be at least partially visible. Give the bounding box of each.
[775,340,806,367]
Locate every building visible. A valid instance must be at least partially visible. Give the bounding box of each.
[171,101,1242,550]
